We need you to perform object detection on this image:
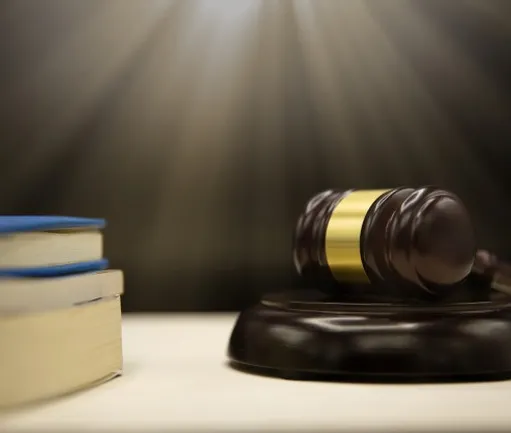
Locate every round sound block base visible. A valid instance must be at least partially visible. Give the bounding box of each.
[227,291,511,382]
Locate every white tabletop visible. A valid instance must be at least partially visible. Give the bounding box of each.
[1,313,511,432]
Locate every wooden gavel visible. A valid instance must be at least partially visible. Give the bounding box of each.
[293,186,511,299]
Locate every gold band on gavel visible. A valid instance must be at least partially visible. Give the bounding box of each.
[325,189,389,283]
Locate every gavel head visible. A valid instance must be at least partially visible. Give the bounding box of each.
[293,187,477,297]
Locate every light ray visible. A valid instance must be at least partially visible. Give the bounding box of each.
[0,0,510,309]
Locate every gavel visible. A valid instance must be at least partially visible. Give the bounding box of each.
[293,186,511,301]
[228,185,511,381]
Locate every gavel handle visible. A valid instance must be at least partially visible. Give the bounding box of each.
[472,250,511,296]
[490,261,511,295]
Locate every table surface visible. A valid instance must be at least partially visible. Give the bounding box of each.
[2,313,511,432]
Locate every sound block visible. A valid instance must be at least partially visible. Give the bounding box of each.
[227,290,511,382]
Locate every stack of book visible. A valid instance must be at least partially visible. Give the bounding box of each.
[0,216,124,409]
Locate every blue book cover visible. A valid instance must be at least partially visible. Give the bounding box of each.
[0,216,106,234]
[0,259,109,278]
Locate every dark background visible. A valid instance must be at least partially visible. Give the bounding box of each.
[0,0,510,311]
